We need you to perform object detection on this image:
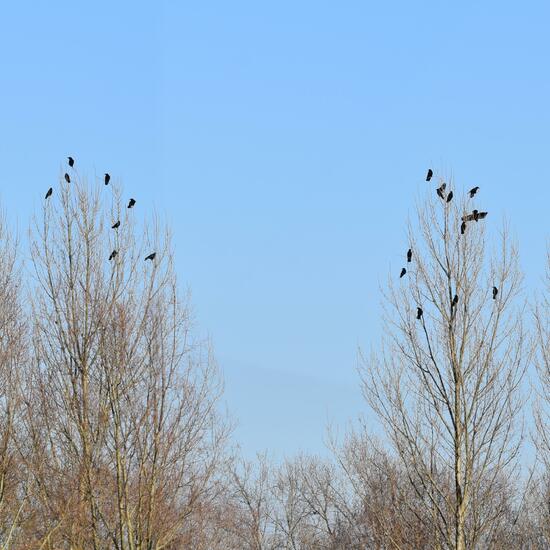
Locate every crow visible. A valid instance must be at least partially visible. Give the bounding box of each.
[446,191,454,203]
[64,173,71,183]
[111,220,120,229]
[68,156,74,167]
[426,169,433,182]
[45,187,53,199]
[416,307,423,320]
[145,252,156,261]
[108,250,118,261]
[493,286,498,300]
[400,267,406,278]
[128,198,136,208]
[104,173,111,185]
[451,294,458,308]
[460,221,466,235]
[473,210,487,221]
[407,248,412,263]
[469,186,479,198]
[462,210,488,222]
[436,183,446,199]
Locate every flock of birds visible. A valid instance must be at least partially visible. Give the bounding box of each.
[45,157,156,263]
[399,168,497,322]
[44,160,499,317]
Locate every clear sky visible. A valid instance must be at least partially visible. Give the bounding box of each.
[1,1,549,458]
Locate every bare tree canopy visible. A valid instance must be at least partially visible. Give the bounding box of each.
[361,183,528,549]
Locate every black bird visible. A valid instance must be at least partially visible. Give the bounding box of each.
[462,210,488,222]
[492,286,498,300]
[64,173,71,183]
[473,210,487,221]
[436,183,446,199]
[104,173,111,185]
[127,198,136,208]
[451,294,459,308]
[407,248,412,263]
[446,191,454,203]
[400,267,407,278]
[426,169,433,182]
[145,252,156,261]
[45,187,53,199]
[416,307,423,320]
[460,221,466,235]
[469,186,479,198]
[108,250,118,261]
[68,156,74,167]
[111,220,120,229]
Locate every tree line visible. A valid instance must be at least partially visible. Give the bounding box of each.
[0,168,549,549]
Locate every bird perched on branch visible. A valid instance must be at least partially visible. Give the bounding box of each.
[104,173,110,185]
[145,252,156,261]
[45,187,53,199]
[108,250,118,261]
[416,307,423,320]
[451,294,458,308]
[493,286,498,300]
[460,221,466,235]
[426,169,433,181]
[407,248,412,263]
[469,186,479,198]
[111,220,120,229]
[436,183,446,199]
[127,198,136,208]
[67,156,74,167]
[446,191,454,203]
[462,210,488,222]
[400,268,406,278]
[64,173,71,183]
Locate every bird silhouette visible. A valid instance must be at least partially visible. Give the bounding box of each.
[460,221,466,235]
[416,307,423,320]
[145,252,156,261]
[104,173,110,185]
[67,156,74,167]
[436,184,446,199]
[492,286,498,300]
[108,250,118,261]
[426,169,433,182]
[111,220,120,229]
[446,191,454,203]
[407,248,412,263]
[462,210,488,222]
[451,294,458,308]
[127,198,136,208]
[400,268,407,278]
[469,186,479,198]
[45,187,53,199]
[64,173,71,183]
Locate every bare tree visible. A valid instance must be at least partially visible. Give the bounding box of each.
[361,181,527,549]
[0,212,29,549]
[533,248,550,545]
[24,173,230,548]
[225,454,278,550]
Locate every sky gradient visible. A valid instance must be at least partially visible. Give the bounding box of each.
[1,1,549,458]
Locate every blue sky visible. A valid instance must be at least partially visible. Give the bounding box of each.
[1,1,549,458]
